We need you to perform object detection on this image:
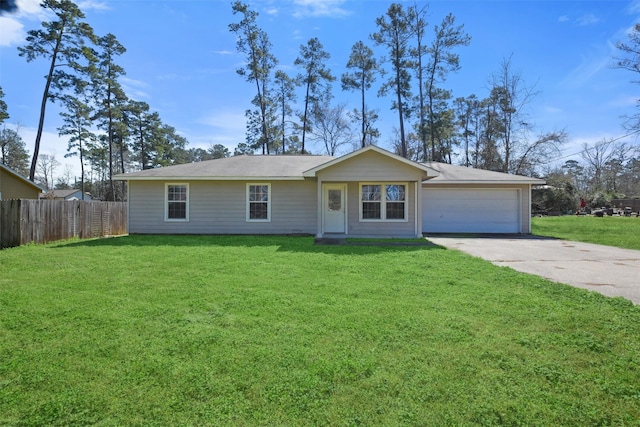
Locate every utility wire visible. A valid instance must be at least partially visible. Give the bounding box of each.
[551,128,640,163]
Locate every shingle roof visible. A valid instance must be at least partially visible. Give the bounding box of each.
[113,149,544,185]
[422,162,545,184]
[114,155,336,181]
[49,189,79,198]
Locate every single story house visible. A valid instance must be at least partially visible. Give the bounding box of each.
[115,145,544,238]
[42,189,95,201]
[0,163,43,200]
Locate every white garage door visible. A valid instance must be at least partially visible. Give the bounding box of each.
[423,188,520,233]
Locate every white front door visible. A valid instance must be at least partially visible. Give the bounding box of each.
[323,184,346,234]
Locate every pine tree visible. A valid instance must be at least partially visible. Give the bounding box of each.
[17,0,95,180]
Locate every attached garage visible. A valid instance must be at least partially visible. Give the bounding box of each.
[421,162,545,235]
[423,188,521,233]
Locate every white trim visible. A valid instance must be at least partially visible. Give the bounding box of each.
[164,183,189,222]
[315,178,323,238]
[359,182,409,223]
[414,182,420,237]
[423,179,544,185]
[125,183,130,233]
[246,183,271,222]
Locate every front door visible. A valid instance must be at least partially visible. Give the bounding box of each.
[323,184,346,234]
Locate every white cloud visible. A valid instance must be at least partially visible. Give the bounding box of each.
[197,110,246,146]
[544,105,564,114]
[627,0,640,15]
[558,15,569,23]
[0,0,44,47]
[120,77,150,100]
[0,0,110,48]
[606,94,638,108]
[15,0,44,16]
[561,54,610,88]
[0,16,24,46]
[6,122,83,179]
[291,0,351,18]
[77,1,110,12]
[577,13,600,26]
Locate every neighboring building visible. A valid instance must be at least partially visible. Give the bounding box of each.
[115,145,544,238]
[0,163,43,200]
[43,189,95,201]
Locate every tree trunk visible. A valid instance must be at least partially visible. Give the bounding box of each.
[361,72,366,148]
[301,80,311,154]
[395,68,407,158]
[30,23,65,181]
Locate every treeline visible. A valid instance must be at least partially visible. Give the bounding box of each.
[2,1,640,206]
[2,0,217,201]
[228,1,570,179]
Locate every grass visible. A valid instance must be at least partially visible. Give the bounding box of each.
[532,215,640,250]
[1,235,640,426]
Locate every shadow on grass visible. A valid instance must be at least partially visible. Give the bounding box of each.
[53,234,444,255]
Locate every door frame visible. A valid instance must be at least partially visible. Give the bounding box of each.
[322,183,347,235]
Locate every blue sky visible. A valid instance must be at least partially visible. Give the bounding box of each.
[0,0,638,178]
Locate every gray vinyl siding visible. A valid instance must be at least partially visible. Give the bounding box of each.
[344,181,418,237]
[314,150,424,237]
[128,180,317,234]
[316,149,426,182]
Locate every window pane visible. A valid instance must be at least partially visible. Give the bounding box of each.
[386,202,405,219]
[361,185,381,201]
[362,202,381,219]
[328,189,341,211]
[168,185,187,201]
[168,201,186,219]
[250,202,268,219]
[249,185,269,202]
[385,184,405,201]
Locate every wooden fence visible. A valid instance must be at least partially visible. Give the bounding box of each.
[0,199,127,249]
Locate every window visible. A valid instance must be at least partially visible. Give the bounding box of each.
[328,189,342,211]
[360,183,407,221]
[166,183,188,221]
[247,183,270,221]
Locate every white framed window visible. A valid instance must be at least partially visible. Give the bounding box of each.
[247,183,271,222]
[360,183,407,222]
[165,183,189,221]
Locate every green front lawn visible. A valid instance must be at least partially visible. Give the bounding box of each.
[1,235,640,425]
[532,215,640,250]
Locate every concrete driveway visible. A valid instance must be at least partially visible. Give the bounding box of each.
[426,235,640,304]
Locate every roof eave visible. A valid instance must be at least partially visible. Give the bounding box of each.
[422,179,546,185]
[114,175,308,181]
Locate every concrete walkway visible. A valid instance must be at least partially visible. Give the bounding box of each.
[426,236,640,304]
